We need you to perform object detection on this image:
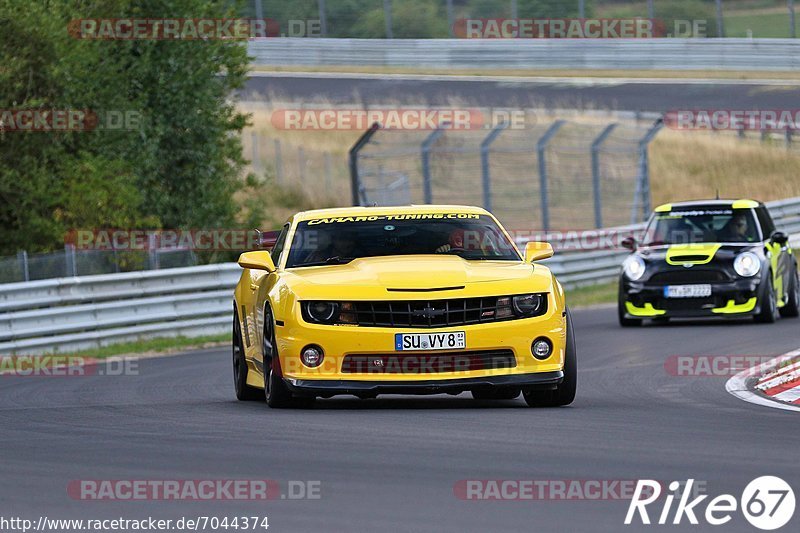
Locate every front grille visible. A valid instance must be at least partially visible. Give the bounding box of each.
[341,349,516,374]
[649,270,728,284]
[352,297,514,328]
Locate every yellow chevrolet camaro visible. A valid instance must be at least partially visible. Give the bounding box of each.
[232,205,575,408]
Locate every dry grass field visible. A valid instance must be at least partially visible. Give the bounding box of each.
[239,102,800,228]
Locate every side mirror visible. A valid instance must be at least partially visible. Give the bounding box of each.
[621,236,637,251]
[525,241,554,262]
[771,231,789,245]
[238,251,276,272]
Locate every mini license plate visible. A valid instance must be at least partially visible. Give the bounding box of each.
[663,284,712,298]
[395,332,466,351]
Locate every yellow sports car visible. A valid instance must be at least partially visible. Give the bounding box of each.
[232,205,575,408]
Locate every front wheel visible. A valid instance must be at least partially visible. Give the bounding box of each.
[233,308,262,401]
[755,275,780,324]
[779,268,800,318]
[263,306,315,409]
[523,307,577,407]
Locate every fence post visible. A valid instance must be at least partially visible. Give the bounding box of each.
[324,152,332,194]
[421,125,447,204]
[632,119,664,224]
[64,244,76,277]
[298,147,306,182]
[480,121,508,212]
[147,233,158,270]
[590,123,618,229]
[251,131,260,174]
[348,122,381,205]
[537,120,566,231]
[274,139,283,183]
[17,250,29,282]
[786,127,793,148]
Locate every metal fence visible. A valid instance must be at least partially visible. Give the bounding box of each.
[1,196,798,355]
[0,247,198,285]
[350,118,664,230]
[247,38,800,71]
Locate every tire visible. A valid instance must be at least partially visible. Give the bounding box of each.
[755,274,780,324]
[233,307,262,401]
[618,293,642,327]
[779,267,800,318]
[263,305,315,409]
[471,388,520,400]
[523,307,577,407]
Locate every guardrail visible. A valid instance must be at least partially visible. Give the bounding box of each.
[248,38,800,71]
[0,264,240,354]
[1,197,799,355]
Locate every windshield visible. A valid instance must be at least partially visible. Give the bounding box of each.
[285,213,520,268]
[643,208,760,246]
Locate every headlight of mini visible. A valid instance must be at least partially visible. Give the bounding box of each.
[303,301,340,324]
[623,255,646,281]
[734,252,761,277]
[511,294,547,317]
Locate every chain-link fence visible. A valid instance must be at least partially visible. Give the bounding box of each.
[350,117,663,231]
[0,248,197,285]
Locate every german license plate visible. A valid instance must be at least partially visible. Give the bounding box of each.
[664,284,712,298]
[395,332,466,351]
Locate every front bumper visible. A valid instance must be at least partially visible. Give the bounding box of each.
[274,301,567,382]
[620,277,763,318]
[285,371,563,396]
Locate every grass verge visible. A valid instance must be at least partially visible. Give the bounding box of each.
[566,281,618,308]
[59,334,229,360]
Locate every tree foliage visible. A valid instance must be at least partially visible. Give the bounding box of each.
[0,0,250,255]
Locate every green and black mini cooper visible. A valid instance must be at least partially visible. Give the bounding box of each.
[618,199,799,326]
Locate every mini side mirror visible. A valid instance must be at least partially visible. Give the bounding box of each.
[771,231,789,245]
[621,236,637,251]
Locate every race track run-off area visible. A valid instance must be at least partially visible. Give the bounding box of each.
[0,307,798,532]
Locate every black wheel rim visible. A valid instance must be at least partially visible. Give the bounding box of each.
[263,308,274,399]
[233,319,242,385]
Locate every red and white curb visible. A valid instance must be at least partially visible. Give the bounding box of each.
[726,349,800,412]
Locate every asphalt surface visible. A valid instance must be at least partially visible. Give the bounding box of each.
[242,73,800,113]
[2,307,799,532]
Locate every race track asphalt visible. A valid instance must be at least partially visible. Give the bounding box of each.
[1,307,799,532]
[241,73,800,113]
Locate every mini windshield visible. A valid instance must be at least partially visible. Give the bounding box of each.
[285,213,520,268]
[643,208,760,246]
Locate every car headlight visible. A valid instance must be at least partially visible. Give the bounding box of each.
[510,294,547,317]
[623,255,646,281]
[303,301,339,324]
[734,252,761,277]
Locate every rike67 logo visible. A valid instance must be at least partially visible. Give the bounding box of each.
[625,477,795,530]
